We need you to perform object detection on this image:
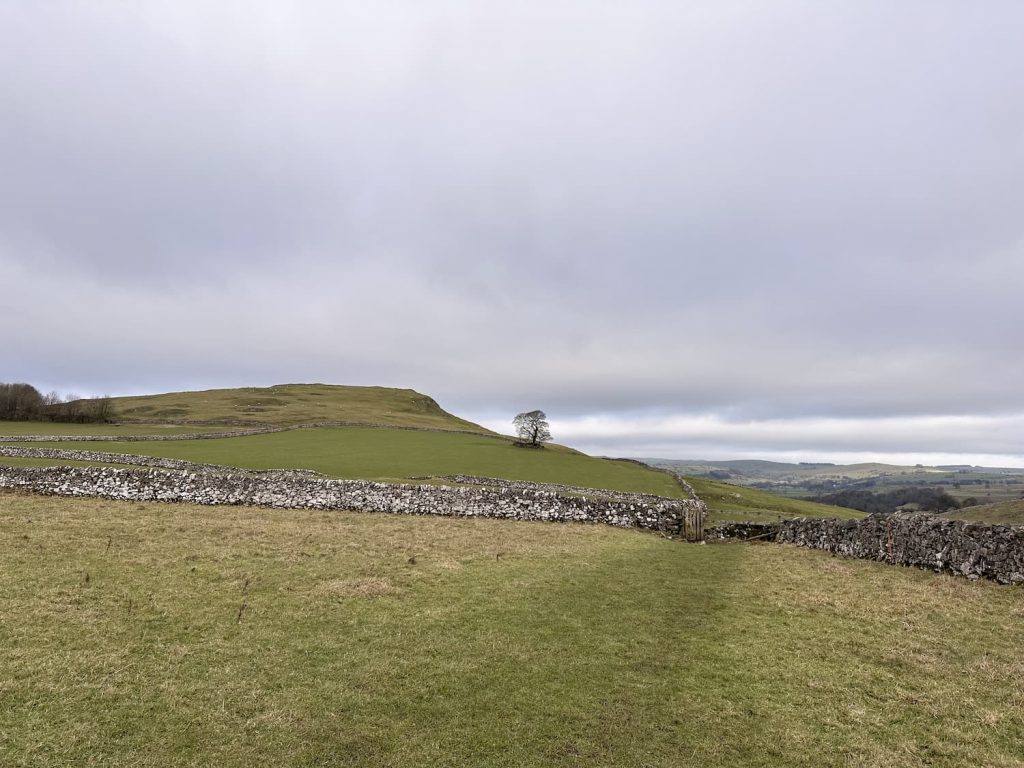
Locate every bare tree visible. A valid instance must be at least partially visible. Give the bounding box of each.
[513,410,552,448]
[92,395,115,422]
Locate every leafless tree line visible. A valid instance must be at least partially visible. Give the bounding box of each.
[0,382,114,423]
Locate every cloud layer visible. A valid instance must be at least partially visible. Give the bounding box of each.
[3,2,1022,464]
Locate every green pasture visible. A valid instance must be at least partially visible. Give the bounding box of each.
[1,493,1021,768]
[2,427,683,498]
[685,476,863,524]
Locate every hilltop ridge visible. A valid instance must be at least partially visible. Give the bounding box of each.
[108,383,494,433]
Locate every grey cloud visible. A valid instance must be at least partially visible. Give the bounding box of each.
[2,1,1023,463]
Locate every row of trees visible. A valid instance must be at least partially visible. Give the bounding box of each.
[0,382,114,423]
[809,486,962,514]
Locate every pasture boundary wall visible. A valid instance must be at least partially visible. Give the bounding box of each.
[0,465,703,537]
[708,513,1024,584]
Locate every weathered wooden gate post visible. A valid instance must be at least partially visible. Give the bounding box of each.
[683,505,707,543]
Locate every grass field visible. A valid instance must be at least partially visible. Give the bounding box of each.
[1,493,1021,767]
[105,383,492,432]
[0,427,683,498]
[948,499,1024,526]
[685,476,863,523]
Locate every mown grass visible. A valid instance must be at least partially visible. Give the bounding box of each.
[686,476,863,523]
[107,383,492,432]
[1,493,1021,767]
[3,427,682,498]
[947,499,1024,526]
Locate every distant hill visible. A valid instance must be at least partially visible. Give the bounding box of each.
[108,383,493,433]
[645,457,1024,507]
[683,476,864,524]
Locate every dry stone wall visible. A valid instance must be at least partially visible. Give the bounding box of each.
[0,422,509,444]
[0,445,237,473]
[0,465,699,535]
[709,513,1024,584]
[775,513,1024,584]
[0,445,322,478]
[442,474,698,507]
[0,428,278,443]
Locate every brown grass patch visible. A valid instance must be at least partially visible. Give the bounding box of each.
[314,576,395,599]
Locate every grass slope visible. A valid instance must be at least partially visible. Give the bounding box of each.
[685,476,863,524]
[948,499,1024,526]
[1,427,683,498]
[1,493,1021,767]
[107,383,492,432]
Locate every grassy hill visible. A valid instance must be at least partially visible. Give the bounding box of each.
[947,499,1024,526]
[2,492,1021,767]
[107,383,492,432]
[685,476,864,524]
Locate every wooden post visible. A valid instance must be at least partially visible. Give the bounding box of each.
[682,505,706,543]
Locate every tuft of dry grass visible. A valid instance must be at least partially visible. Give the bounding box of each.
[314,577,395,599]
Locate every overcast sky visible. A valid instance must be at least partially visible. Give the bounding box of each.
[3,2,1023,466]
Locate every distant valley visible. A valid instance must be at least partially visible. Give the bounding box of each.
[643,457,1024,524]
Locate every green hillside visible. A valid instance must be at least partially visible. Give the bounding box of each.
[106,383,492,432]
[685,476,863,524]
[947,499,1024,526]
